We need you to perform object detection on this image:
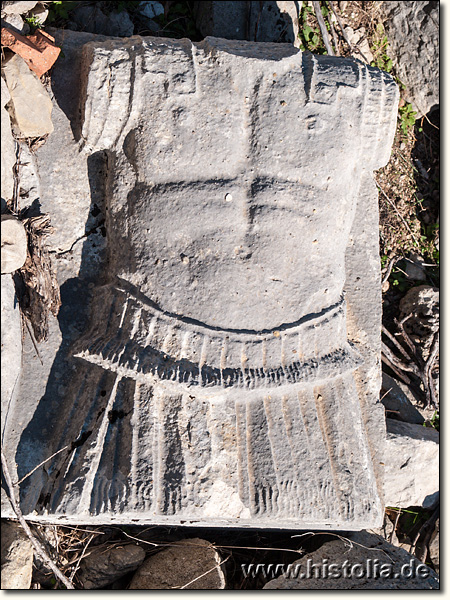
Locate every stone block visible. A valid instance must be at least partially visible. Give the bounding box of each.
[194,1,301,44]
[1,1,39,15]
[381,373,424,425]
[0,28,61,78]
[1,521,34,590]
[263,530,439,589]
[1,33,398,530]
[2,53,54,138]
[129,538,226,589]
[78,544,145,589]
[381,1,439,117]
[385,419,439,509]
[1,274,23,436]
[1,76,16,202]
[1,214,28,273]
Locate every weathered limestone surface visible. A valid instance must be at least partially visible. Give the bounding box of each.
[1,275,23,444]
[1,521,34,590]
[2,54,54,138]
[129,538,226,589]
[381,1,439,117]
[1,214,28,273]
[1,76,16,202]
[384,419,439,509]
[77,544,145,589]
[1,1,39,15]
[263,530,439,589]
[2,33,398,529]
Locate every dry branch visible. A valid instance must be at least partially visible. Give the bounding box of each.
[1,447,75,589]
[313,1,334,55]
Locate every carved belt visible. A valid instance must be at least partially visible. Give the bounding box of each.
[75,280,363,389]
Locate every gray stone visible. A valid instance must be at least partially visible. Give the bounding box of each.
[385,419,439,509]
[1,275,23,439]
[1,76,16,202]
[263,530,439,589]
[70,4,134,37]
[381,1,439,117]
[194,1,301,44]
[428,518,439,574]
[1,33,398,529]
[1,521,34,590]
[399,285,439,369]
[1,214,27,273]
[399,285,439,341]
[1,1,39,15]
[78,544,145,589]
[29,4,48,25]
[129,538,226,589]
[344,26,374,64]
[1,13,30,34]
[2,54,54,138]
[16,142,41,210]
[107,10,134,37]
[404,253,427,281]
[381,373,424,425]
[0,30,110,519]
[139,1,164,20]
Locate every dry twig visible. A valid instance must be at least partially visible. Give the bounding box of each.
[1,447,75,589]
[312,1,334,55]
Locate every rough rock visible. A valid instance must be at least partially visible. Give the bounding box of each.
[78,544,145,589]
[1,275,23,438]
[428,518,439,574]
[381,373,424,425]
[1,1,39,15]
[399,285,439,341]
[1,521,34,590]
[404,253,427,281]
[1,76,16,202]
[0,30,111,520]
[1,33,398,529]
[1,13,30,35]
[194,1,301,44]
[70,5,134,37]
[381,1,439,117]
[385,419,439,509]
[263,530,439,589]
[15,142,40,210]
[1,214,28,273]
[344,26,374,63]
[382,373,435,424]
[29,3,48,25]
[139,1,164,20]
[129,538,226,589]
[2,54,54,137]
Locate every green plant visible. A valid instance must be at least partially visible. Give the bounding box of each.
[424,411,439,431]
[388,266,410,293]
[23,15,43,31]
[298,2,329,54]
[370,23,393,72]
[47,1,78,25]
[398,103,417,135]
